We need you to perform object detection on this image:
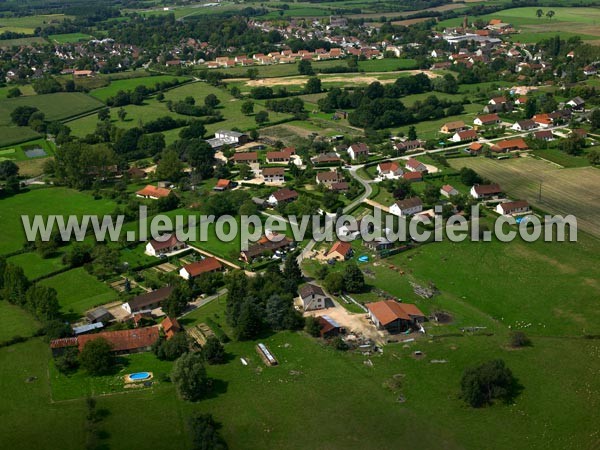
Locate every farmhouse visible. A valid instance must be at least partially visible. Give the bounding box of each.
[161,317,181,340]
[77,327,160,355]
[122,286,174,315]
[496,200,531,216]
[490,138,528,153]
[232,152,259,164]
[404,158,428,173]
[474,113,501,126]
[451,129,478,143]
[377,161,403,179]
[440,184,459,197]
[179,257,223,280]
[326,241,353,261]
[440,120,466,133]
[389,197,423,217]
[145,234,186,257]
[262,167,285,183]
[136,185,172,199]
[470,183,502,199]
[347,143,370,160]
[366,300,425,332]
[299,283,330,311]
[268,188,298,206]
[511,119,536,131]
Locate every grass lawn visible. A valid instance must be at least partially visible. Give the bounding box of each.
[39,267,117,318]
[48,33,93,43]
[0,301,40,340]
[358,58,418,71]
[7,251,66,279]
[531,148,591,168]
[0,187,117,255]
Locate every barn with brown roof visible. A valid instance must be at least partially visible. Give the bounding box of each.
[77,327,160,354]
[366,300,425,332]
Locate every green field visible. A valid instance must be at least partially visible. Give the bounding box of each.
[0,301,40,341]
[532,148,592,168]
[39,267,117,318]
[8,252,66,279]
[358,58,418,71]
[0,138,55,162]
[0,125,41,147]
[0,36,47,48]
[0,187,117,255]
[0,14,72,34]
[0,92,104,127]
[89,75,190,102]
[0,84,36,99]
[48,33,93,43]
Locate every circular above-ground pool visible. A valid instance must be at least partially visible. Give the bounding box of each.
[124,372,154,383]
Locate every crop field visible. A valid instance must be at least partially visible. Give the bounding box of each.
[0,126,41,147]
[0,92,104,127]
[39,268,117,319]
[438,7,600,42]
[449,156,600,238]
[89,75,191,102]
[0,187,117,255]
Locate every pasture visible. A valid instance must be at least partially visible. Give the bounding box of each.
[48,33,93,43]
[0,14,71,34]
[448,156,600,238]
[39,267,117,318]
[0,301,40,341]
[0,187,117,255]
[8,252,66,279]
[89,75,190,102]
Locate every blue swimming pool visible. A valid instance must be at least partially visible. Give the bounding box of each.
[129,372,151,381]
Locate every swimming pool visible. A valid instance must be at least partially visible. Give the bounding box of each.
[129,372,151,381]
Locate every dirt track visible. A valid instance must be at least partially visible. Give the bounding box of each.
[245,70,440,87]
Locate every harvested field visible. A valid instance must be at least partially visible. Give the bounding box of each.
[449,156,600,238]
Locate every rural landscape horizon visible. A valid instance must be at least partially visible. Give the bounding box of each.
[0,0,598,449]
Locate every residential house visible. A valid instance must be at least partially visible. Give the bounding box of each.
[266,148,293,164]
[122,286,174,315]
[299,283,330,311]
[316,171,343,187]
[389,197,423,217]
[440,121,466,133]
[262,167,285,183]
[470,183,502,199]
[161,317,181,340]
[490,138,528,153]
[567,97,585,111]
[366,300,425,332]
[440,185,459,197]
[511,119,536,131]
[474,113,501,126]
[583,65,597,76]
[496,200,530,215]
[326,241,353,261]
[179,257,223,280]
[394,140,423,153]
[404,158,428,173]
[377,161,403,179]
[451,129,478,143]
[77,327,160,355]
[136,185,172,200]
[311,153,342,165]
[207,130,249,149]
[533,114,552,128]
[488,96,507,105]
[402,172,423,182]
[240,235,294,263]
[467,142,483,155]
[268,188,298,206]
[534,130,554,141]
[347,142,370,160]
[232,152,259,164]
[331,182,350,192]
[213,179,236,191]
[145,234,186,257]
[127,167,147,179]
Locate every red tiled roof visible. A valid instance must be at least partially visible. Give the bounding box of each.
[215,179,231,188]
[149,234,183,251]
[262,167,285,176]
[476,113,500,124]
[378,161,400,173]
[403,172,423,181]
[405,158,425,170]
[473,184,502,195]
[271,188,298,202]
[328,241,352,258]
[50,337,78,349]
[182,257,222,277]
[161,317,181,339]
[367,300,424,326]
[136,185,172,198]
[233,152,258,161]
[77,327,159,352]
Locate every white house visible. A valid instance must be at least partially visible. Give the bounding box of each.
[470,184,502,199]
[377,161,403,179]
[299,284,330,311]
[404,158,428,173]
[440,185,459,197]
[496,200,530,215]
[451,129,478,143]
[267,188,298,206]
[389,197,423,217]
[179,257,222,280]
[347,143,369,160]
[511,119,536,131]
[145,234,186,257]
